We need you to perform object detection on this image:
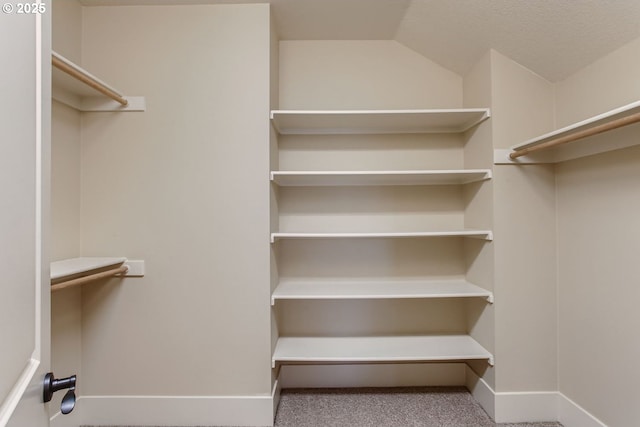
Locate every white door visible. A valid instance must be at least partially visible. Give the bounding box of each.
[0,2,51,427]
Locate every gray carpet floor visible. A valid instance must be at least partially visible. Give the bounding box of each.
[273,387,563,427]
[83,386,563,427]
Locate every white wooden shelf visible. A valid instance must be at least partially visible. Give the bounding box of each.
[271,230,493,243]
[496,99,640,164]
[50,257,144,292]
[271,278,493,305]
[51,257,127,281]
[271,109,490,135]
[272,335,494,368]
[52,51,145,112]
[271,169,492,187]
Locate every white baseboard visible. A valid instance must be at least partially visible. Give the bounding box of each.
[50,385,279,427]
[464,367,608,426]
[278,363,466,388]
[558,393,607,427]
[48,375,608,427]
[50,407,83,427]
[494,391,558,423]
[272,379,281,424]
[465,366,495,420]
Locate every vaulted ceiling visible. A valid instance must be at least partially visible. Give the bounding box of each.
[80,0,640,82]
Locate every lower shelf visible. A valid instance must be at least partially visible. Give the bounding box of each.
[272,335,494,368]
[271,278,493,305]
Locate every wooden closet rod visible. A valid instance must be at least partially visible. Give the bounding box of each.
[510,111,640,159]
[51,53,129,106]
[51,265,128,292]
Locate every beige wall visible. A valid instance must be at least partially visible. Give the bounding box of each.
[51,103,81,261]
[78,4,272,397]
[50,3,273,401]
[492,164,557,392]
[50,100,83,417]
[279,40,462,110]
[556,146,640,426]
[490,50,556,150]
[489,51,558,392]
[51,0,83,418]
[554,35,640,427]
[51,0,81,64]
[555,36,640,127]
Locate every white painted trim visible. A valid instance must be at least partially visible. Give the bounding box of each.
[50,385,282,427]
[77,393,275,427]
[464,366,495,420]
[51,383,282,427]
[463,367,608,426]
[271,379,281,422]
[50,406,84,427]
[0,359,40,427]
[47,378,608,427]
[279,363,466,389]
[558,393,608,427]
[494,391,558,423]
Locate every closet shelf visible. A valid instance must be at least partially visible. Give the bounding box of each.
[271,230,493,243]
[52,51,145,112]
[271,169,492,187]
[272,335,494,368]
[271,278,493,305]
[271,109,490,135]
[497,99,640,164]
[51,257,128,292]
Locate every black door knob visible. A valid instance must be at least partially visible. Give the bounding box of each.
[43,372,76,414]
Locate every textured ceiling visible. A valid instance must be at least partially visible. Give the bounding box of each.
[79,0,640,82]
[396,0,640,82]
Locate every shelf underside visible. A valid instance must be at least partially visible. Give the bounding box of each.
[271,170,491,186]
[272,278,492,305]
[272,335,494,368]
[271,109,490,135]
[271,230,493,243]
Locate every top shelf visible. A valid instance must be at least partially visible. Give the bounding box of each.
[499,100,640,164]
[51,51,145,112]
[271,109,491,135]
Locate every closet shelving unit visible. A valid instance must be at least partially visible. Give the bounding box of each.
[270,108,494,369]
[496,100,640,164]
[51,51,145,112]
[50,52,145,292]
